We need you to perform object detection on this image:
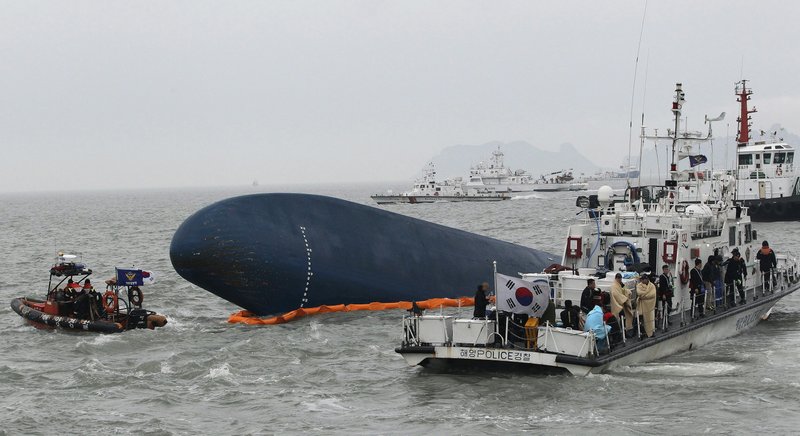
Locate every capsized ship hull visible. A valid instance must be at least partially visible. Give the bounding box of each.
[170,193,554,316]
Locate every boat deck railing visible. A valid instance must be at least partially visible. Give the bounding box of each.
[400,268,796,360]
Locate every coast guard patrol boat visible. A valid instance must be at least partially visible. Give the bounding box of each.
[396,83,800,375]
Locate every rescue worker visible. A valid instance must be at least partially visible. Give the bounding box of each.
[689,258,705,318]
[636,274,657,338]
[723,249,748,306]
[756,240,777,292]
[610,273,634,337]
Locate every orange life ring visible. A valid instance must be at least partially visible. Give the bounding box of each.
[103,290,118,314]
[679,259,690,284]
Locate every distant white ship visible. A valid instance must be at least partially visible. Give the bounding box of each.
[371,163,510,204]
[464,147,536,192]
[532,169,587,192]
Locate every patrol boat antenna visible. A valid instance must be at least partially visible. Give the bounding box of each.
[641,83,724,190]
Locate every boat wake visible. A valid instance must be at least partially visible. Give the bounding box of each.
[611,362,738,377]
[510,194,545,200]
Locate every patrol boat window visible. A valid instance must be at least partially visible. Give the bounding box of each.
[788,152,795,164]
[774,152,786,164]
[764,153,772,164]
[738,154,753,165]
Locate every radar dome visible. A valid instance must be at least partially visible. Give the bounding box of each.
[598,185,614,207]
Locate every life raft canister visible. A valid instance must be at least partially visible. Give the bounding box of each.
[679,259,690,284]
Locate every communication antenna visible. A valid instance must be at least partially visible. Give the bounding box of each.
[626,0,649,188]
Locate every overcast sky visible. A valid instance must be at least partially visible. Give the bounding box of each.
[2,1,798,192]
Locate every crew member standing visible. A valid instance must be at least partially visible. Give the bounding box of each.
[657,265,674,323]
[636,274,657,338]
[689,258,705,318]
[756,240,777,292]
[473,282,491,319]
[702,255,721,310]
[723,249,748,306]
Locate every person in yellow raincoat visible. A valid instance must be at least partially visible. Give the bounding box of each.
[610,273,633,335]
[636,274,657,338]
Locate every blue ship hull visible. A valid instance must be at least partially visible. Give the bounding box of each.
[170,194,555,316]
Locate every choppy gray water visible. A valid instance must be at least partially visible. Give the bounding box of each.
[1,184,799,435]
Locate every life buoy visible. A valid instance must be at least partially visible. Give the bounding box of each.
[128,287,144,307]
[776,166,783,176]
[103,290,118,314]
[679,259,690,284]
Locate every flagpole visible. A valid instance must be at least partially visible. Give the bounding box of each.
[493,260,500,344]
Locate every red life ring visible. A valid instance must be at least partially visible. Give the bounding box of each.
[103,290,118,314]
[679,259,690,284]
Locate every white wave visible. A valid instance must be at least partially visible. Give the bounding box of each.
[614,361,738,376]
[301,397,350,413]
[206,363,231,379]
[511,194,545,200]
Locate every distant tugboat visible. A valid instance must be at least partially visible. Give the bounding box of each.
[11,253,167,333]
[731,80,800,221]
[371,162,510,204]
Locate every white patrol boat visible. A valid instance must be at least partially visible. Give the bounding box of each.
[464,147,536,192]
[395,83,800,375]
[371,162,510,204]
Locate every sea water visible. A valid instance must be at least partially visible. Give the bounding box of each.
[1,184,799,435]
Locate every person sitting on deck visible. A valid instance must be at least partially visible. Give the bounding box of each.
[584,305,611,352]
[580,279,601,314]
[560,300,581,330]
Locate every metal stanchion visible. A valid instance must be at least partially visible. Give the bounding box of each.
[620,314,627,344]
[635,309,641,339]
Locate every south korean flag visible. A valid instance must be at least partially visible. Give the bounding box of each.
[495,273,551,317]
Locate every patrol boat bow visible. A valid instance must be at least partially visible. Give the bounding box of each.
[396,83,800,375]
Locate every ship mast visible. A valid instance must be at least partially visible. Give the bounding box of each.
[735,79,757,147]
[669,83,686,174]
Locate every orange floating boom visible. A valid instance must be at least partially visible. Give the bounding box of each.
[229,296,476,325]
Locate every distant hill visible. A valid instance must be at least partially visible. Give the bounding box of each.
[427,140,600,180]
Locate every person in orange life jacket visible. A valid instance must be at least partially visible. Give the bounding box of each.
[689,258,705,318]
[756,240,777,292]
[560,300,581,330]
[723,249,748,306]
